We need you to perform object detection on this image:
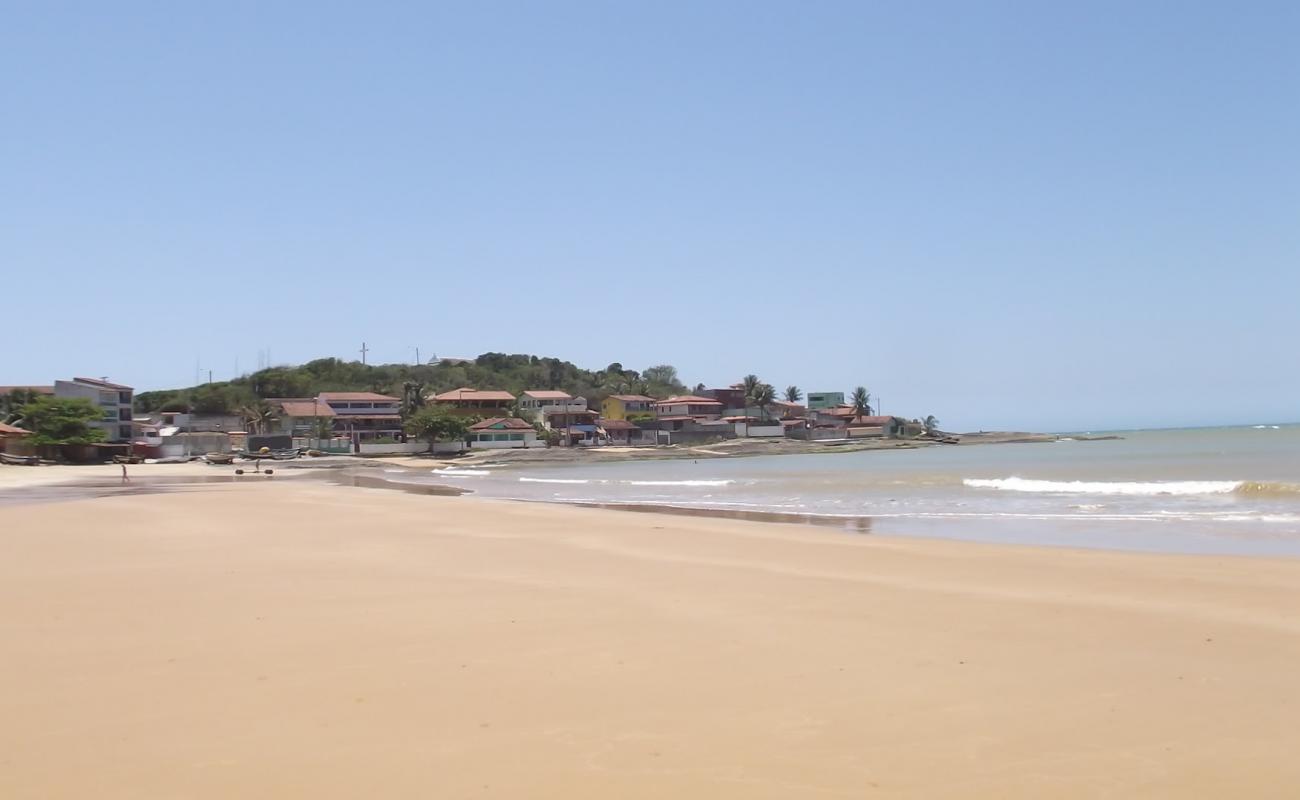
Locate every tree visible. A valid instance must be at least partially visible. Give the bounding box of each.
[240,401,277,434]
[312,416,335,440]
[923,415,940,435]
[2,389,42,424]
[784,385,802,403]
[18,397,106,445]
[749,383,776,422]
[643,364,680,387]
[850,386,872,420]
[405,406,471,452]
[400,381,426,419]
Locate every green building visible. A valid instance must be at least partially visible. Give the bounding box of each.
[806,391,845,410]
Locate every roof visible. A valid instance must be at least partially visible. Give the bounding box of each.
[653,396,722,406]
[469,417,534,431]
[278,401,336,418]
[0,386,54,395]
[317,392,399,402]
[654,415,701,422]
[72,377,133,390]
[851,416,898,426]
[607,394,658,402]
[433,387,516,402]
[0,422,30,435]
[522,390,573,400]
[336,414,402,421]
[598,419,638,430]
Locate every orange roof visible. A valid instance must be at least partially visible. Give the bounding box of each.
[278,401,336,417]
[598,418,639,430]
[607,394,657,402]
[653,396,722,406]
[318,392,399,402]
[469,417,534,431]
[433,387,516,402]
[522,390,573,400]
[0,422,30,435]
[73,376,133,390]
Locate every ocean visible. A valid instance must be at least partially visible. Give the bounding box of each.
[405,424,1300,555]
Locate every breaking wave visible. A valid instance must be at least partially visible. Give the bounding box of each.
[964,477,1240,496]
[965,477,1300,497]
[624,479,734,487]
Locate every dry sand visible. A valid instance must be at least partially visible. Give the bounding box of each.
[3,476,1300,798]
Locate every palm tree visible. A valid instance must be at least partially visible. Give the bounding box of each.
[784,385,802,404]
[240,401,277,435]
[924,415,940,435]
[850,387,872,421]
[750,383,776,423]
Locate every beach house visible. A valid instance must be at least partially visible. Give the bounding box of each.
[467,417,543,449]
[0,421,30,453]
[599,394,657,421]
[54,377,134,442]
[652,395,724,431]
[518,391,588,419]
[431,387,516,416]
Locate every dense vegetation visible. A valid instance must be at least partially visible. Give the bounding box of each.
[14,397,106,445]
[135,354,690,415]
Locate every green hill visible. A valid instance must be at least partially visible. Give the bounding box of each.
[134,354,690,415]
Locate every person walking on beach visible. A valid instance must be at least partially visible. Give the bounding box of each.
[120,463,130,484]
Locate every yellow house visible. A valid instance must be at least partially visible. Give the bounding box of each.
[600,394,657,421]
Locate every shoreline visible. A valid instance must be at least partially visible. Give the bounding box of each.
[3,478,1299,797]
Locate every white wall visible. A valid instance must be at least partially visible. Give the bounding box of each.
[358,442,433,455]
[734,424,785,438]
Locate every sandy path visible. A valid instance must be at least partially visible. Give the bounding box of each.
[3,481,1299,797]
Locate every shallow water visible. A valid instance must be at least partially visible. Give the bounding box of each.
[401,425,1300,555]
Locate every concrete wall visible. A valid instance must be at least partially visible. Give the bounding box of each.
[358,441,436,455]
[787,427,848,441]
[734,423,785,438]
[468,435,545,450]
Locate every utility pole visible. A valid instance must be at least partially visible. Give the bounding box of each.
[415,346,420,366]
[360,341,369,365]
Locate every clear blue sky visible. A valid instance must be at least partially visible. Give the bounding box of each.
[3,1,1297,431]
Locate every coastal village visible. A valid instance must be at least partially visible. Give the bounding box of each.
[0,356,947,464]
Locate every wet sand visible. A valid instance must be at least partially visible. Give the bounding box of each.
[3,478,1300,797]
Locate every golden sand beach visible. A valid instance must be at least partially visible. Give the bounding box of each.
[3,469,1299,797]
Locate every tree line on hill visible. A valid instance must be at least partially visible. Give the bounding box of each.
[134,354,691,416]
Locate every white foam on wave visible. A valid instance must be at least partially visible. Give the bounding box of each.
[624,481,738,489]
[963,477,1242,496]
[432,468,492,477]
[518,477,593,485]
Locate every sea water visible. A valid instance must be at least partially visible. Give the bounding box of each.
[417,425,1300,555]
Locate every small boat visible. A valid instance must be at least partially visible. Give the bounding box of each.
[240,448,301,461]
[205,452,236,465]
[0,452,40,466]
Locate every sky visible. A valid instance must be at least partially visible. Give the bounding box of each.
[2,1,1297,432]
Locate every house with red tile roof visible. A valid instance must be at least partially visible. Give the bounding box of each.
[518,390,588,418]
[430,387,516,415]
[467,417,542,449]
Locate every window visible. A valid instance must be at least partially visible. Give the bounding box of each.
[493,433,510,441]
[118,391,131,404]
[509,433,524,441]
[119,408,132,420]
[119,426,132,439]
